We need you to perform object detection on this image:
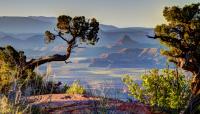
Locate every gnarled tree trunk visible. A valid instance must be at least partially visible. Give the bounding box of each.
[25,43,73,70]
[191,74,200,95]
[184,73,200,114]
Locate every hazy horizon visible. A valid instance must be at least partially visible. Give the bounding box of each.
[0,0,199,27]
[0,16,155,29]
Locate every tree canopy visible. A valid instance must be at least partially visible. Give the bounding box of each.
[0,46,35,93]
[123,68,190,113]
[0,15,100,93]
[28,15,100,68]
[148,3,200,113]
[148,3,200,95]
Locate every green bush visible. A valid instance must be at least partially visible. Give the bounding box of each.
[66,80,86,95]
[122,68,191,113]
[0,45,68,95]
[0,95,23,114]
[0,46,38,94]
[0,62,18,93]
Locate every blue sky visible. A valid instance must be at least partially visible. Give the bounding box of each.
[0,0,199,27]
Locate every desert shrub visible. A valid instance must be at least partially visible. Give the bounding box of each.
[66,80,86,95]
[0,47,64,95]
[61,83,70,93]
[0,95,23,114]
[0,61,19,93]
[28,78,69,95]
[0,46,38,94]
[0,60,67,96]
[42,81,68,94]
[122,68,191,113]
[0,95,12,113]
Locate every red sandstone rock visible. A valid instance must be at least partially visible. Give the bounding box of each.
[28,94,155,114]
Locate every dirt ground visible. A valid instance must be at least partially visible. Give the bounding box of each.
[28,94,156,114]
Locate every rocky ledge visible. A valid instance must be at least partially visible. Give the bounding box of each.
[28,94,162,114]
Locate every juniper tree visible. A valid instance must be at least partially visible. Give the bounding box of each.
[29,15,99,69]
[0,15,99,92]
[148,3,200,113]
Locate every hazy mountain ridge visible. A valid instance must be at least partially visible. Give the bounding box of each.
[0,16,156,45]
[87,48,165,68]
[0,34,45,49]
[0,16,53,33]
[0,16,165,68]
[78,36,165,68]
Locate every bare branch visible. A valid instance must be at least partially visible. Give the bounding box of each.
[26,43,74,70]
[26,54,67,69]
[146,35,158,39]
[57,32,69,43]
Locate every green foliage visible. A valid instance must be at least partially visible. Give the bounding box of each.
[0,63,17,93]
[0,45,36,93]
[153,3,200,73]
[0,95,23,114]
[45,15,99,45]
[0,45,68,95]
[0,45,63,95]
[122,68,191,113]
[0,95,12,114]
[152,3,200,113]
[66,80,86,95]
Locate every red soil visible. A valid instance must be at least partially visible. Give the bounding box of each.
[28,94,159,114]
